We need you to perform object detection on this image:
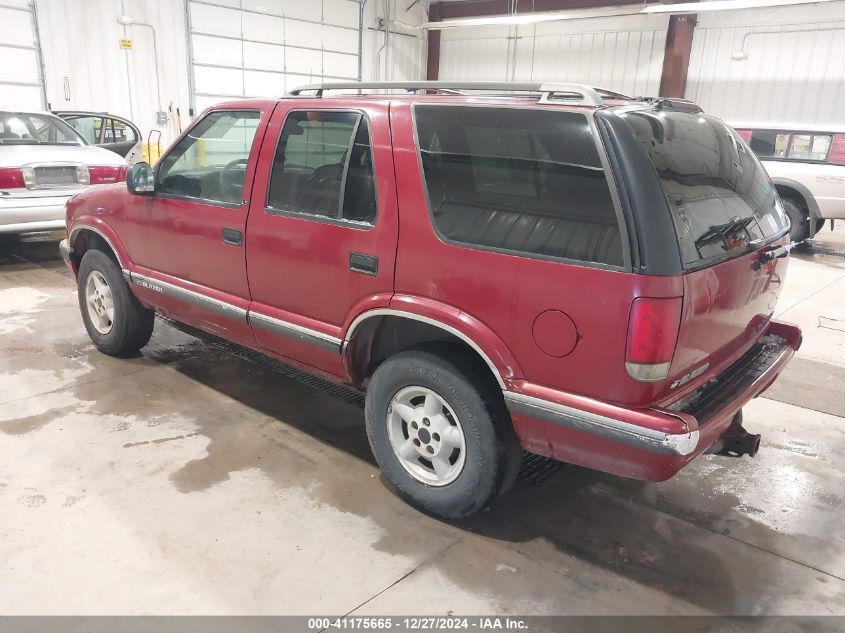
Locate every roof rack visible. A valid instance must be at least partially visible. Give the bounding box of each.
[288,81,605,106]
[637,96,703,113]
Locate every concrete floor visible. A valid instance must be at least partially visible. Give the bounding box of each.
[1,226,844,616]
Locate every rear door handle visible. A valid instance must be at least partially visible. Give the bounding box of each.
[349,252,378,275]
[222,227,243,246]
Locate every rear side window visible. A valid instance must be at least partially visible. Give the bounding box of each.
[747,130,790,158]
[622,111,788,269]
[742,129,834,162]
[267,110,377,226]
[414,106,623,267]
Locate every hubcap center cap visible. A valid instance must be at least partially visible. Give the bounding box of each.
[418,427,431,444]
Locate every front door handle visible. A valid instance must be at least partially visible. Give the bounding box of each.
[349,252,378,275]
[222,227,243,246]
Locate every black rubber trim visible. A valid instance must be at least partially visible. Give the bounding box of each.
[596,108,684,276]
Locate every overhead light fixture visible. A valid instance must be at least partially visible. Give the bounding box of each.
[422,0,838,30]
[116,15,134,25]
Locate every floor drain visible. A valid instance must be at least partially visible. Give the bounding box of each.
[518,452,562,485]
[800,242,845,258]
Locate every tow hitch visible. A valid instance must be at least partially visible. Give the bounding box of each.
[707,411,762,458]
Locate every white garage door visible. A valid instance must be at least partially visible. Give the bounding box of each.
[0,0,46,110]
[187,0,362,113]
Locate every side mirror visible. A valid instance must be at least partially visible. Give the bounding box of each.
[126,161,155,195]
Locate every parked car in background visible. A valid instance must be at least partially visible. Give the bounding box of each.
[60,82,801,519]
[734,124,845,241]
[55,111,142,164]
[0,110,127,235]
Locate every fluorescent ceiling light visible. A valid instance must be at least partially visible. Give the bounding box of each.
[422,0,838,29]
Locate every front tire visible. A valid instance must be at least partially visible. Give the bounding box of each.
[77,249,154,355]
[365,347,521,519]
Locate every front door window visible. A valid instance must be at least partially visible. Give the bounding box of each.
[157,110,261,206]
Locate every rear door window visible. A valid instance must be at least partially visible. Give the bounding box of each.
[414,105,624,267]
[622,110,788,269]
[267,110,377,225]
[64,115,104,144]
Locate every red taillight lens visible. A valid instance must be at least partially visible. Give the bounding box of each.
[88,165,128,185]
[829,134,845,166]
[625,297,682,382]
[735,129,752,143]
[0,167,25,189]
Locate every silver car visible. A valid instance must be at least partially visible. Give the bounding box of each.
[0,111,127,235]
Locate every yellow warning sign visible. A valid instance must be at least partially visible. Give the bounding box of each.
[119,39,132,50]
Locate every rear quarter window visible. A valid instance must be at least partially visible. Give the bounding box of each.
[414,105,624,268]
[621,110,788,269]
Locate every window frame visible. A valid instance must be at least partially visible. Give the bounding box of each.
[263,108,379,231]
[410,103,631,272]
[154,108,263,210]
[747,129,835,164]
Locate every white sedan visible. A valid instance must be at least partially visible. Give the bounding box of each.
[0,111,128,235]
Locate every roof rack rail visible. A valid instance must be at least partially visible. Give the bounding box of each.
[636,96,704,113]
[288,81,605,106]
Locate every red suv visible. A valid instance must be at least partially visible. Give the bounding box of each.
[59,81,801,518]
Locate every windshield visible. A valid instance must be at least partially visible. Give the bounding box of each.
[0,112,86,146]
[620,109,789,269]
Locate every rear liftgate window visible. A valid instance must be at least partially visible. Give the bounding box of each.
[621,110,789,269]
[414,106,624,267]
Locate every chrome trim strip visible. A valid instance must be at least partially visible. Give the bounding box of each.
[344,308,508,389]
[130,269,341,352]
[249,311,342,353]
[504,391,698,456]
[130,272,248,322]
[69,224,126,269]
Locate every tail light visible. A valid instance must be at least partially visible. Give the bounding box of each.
[625,297,682,382]
[0,167,25,189]
[829,134,845,166]
[88,165,128,185]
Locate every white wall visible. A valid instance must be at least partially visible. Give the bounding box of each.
[686,1,845,124]
[438,14,670,97]
[362,0,427,82]
[29,0,425,148]
[36,0,192,146]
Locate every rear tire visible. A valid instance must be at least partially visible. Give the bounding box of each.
[782,198,807,242]
[365,347,521,519]
[77,249,154,355]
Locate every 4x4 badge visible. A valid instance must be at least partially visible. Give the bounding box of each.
[670,363,710,389]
